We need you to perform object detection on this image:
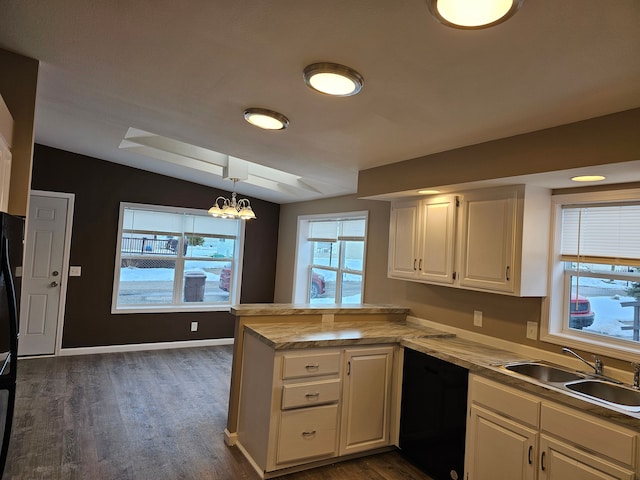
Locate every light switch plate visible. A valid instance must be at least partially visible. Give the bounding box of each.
[69,266,82,276]
[191,321,198,332]
[473,310,483,327]
[526,321,538,340]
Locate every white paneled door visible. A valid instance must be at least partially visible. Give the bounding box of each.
[19,194,72,356]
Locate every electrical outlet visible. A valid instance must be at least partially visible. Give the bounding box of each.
[526,321,538,340]
[473,310,483,327]
[191,321,198,332]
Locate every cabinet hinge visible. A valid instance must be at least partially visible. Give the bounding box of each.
[453,272,457,280]
[455,197,460,207]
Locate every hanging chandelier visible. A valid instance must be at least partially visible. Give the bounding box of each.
[208,178,256,220]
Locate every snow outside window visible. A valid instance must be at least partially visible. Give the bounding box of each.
[111,203,244,313]
[543,191,640,360]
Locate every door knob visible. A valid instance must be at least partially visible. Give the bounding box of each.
[50,281,59,287]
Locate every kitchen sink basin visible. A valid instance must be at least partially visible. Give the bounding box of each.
[565,380,640,409]
[502,362,585,383]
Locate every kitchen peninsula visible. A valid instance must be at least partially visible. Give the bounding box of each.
[225,303,415,445]
[226,304,640,479]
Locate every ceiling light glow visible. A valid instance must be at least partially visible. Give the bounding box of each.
[427,0,524,29]
[303,63,364,96]
[243,108,289,130]
[571,175,606,182]
[417,189,441,195]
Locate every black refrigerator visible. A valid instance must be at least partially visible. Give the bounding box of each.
[0,213,24,477]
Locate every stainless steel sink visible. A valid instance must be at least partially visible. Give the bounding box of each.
[565,380,640,410]
[502,362,585,383]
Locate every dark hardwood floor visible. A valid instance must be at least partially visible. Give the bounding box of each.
[3,346,431,480]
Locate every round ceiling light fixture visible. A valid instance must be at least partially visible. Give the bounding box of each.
[243,108,289,130]
[571,175,606,183]
[427,0,524,29]
[303,63,364,97]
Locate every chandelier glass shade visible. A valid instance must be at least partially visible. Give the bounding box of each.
[208,180,256,220]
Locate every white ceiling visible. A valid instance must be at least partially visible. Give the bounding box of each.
[1,0,639,203]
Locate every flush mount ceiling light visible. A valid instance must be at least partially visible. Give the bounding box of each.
[303,63,364,97]
[243,108,289,130]
[417,189,441,195]
[208,178,256,220]
[571,175,607,183]
[427,0,524,29]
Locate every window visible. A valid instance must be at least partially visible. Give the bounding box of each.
[112,203,244,313]
[293,212,367,304]
[543,190,640,360]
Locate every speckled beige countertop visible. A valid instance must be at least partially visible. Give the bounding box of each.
[243,320,453,349]
[243,321,640,429]
[230,303,410,316]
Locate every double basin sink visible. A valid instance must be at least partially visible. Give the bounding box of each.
[499,362,640,412]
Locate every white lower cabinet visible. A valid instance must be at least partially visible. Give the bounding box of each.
[466,375,638,480]
[237,335,396,478]
[467,405,537,480]
[340,347,394,456]
[539,435,634,480]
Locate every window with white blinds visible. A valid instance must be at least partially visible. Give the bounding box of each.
[544,191,640,360]
[561,203,640,266]
[293,212,368,305]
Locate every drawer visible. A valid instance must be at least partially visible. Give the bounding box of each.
[276,404,338,465]
[282,351,341,379]
[282,379,341,409]
[541,402,638,467]
[470,375,540,428]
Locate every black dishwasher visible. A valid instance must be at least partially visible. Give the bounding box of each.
[399,348,468,480]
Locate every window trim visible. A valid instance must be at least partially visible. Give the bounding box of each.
[293,211,368,304]
[111,202,245,314]
[541,188,640,362]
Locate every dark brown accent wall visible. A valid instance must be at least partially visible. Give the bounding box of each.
[31,144,280,348]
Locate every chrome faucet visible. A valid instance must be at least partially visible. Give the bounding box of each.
[562,347,603,376]
[633,363,640,390]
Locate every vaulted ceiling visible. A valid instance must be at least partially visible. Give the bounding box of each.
[1,1,639,203]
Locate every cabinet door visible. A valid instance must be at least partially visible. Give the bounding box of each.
[465,405,537,480]
[0,138,11,213]
[340,346,393,455]
[539,435,634,480]
[388,201,419,279]
[416,195,457,284]
[459,188,517,293]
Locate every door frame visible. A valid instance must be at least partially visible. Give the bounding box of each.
[21,190,75,356]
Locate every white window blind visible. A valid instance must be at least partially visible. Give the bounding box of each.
[561,203,640,265]
[307,218,366,241]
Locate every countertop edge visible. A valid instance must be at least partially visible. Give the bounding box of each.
[230,303,410,316]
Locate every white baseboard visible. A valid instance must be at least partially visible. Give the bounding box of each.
[58,338,234,356]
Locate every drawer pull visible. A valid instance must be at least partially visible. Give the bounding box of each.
[305,364,320,370]
[305,392,320,399]
[301,430,317,437]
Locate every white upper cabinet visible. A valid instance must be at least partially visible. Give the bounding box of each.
[388,195,458,285]
[417,195,458,284]
[388,185,550,296]
[0,94,13,214]
[388,200,420,279]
